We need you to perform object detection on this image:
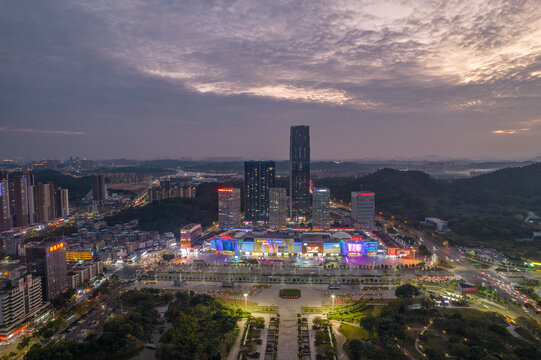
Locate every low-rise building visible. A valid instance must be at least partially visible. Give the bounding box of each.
[67,261,104,289]
[66,249,93,262]
[458,282,477,295]
[424,217,448,232]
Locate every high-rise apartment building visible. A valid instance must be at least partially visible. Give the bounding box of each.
[55,188,69,218]
[269,188,287,228]
[244,161,275,222]
[290,125,310,221]
[148,179,196,202]
[92,174,107,203]
[0,268,43,338]
[12,176,29,227]
[312,188,330,229]
[351,192,375,228]
[47,182,56,220]
[218,188,241,229]
[35,182,54,223]
[26,239,68,300]
[0,180,10,232]
[24,174,35,225]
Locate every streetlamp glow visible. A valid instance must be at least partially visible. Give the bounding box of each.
[331,294,336,313]
[244,293,248,311]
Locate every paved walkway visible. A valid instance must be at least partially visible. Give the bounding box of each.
[507,325,522,339]
[226,318,247,360]
[331,321,349,360]
[277,314,297,360]
[414,320,433,357]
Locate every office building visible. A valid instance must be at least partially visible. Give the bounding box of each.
[290,125,310,221]
[0,268,43,339]
[351,192,375,228]
[244,161,275,221]
[55,188,69,218]
[218,188,241,229]
[35,182,54,223]
[12,176,30,227]
[312,188,330,229]
[26,239,68,300]
[92,174,107,203]
[0,180,10,232]
[269,188,287,228]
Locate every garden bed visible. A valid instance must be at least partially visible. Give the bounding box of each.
[279,288,301,299]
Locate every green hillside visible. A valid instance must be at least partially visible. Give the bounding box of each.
[105,182,220,233]
[316,163,541,259]
[316,162,541,221]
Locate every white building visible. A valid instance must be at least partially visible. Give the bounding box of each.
[312,188,330,229]
[269,188,287,228]
[351,191,375,228]
[218,188,241,229]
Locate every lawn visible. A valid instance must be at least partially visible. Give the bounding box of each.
[340,324,368,341]
[340,324,369,359]
[328,301,383,323]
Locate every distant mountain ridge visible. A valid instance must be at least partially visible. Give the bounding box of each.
[316,162,541,221]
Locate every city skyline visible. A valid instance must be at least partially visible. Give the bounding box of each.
[1,1,541,160]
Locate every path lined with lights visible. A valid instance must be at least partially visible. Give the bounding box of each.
[414,319,433,358]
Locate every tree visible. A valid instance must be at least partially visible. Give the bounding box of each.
[17,336,31,350]
[417,245,431,257]
[395,284,420,298]
[360,315,379,333]
[349,339,363,360]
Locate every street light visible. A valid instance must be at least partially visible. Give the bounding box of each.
[331,294,335,313]
[244,293,248,311]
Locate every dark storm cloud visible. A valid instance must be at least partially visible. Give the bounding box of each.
[1,0,540,160]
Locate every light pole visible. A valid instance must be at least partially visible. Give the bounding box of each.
[244,293,248,311]
[331,294,335,313]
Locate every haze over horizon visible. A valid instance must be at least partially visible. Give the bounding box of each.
[1,0,541,160]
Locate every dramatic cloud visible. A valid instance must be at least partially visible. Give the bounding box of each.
[1,0,540,160]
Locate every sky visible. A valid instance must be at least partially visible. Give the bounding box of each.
[1,0,541,161]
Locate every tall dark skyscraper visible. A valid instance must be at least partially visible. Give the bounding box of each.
[289,125,310,221]
[92,174,107,203]
[244,161,275,221]
[27,238,67,301]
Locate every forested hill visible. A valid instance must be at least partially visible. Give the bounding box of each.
[105,182,221,233]
[315,162,541,222]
